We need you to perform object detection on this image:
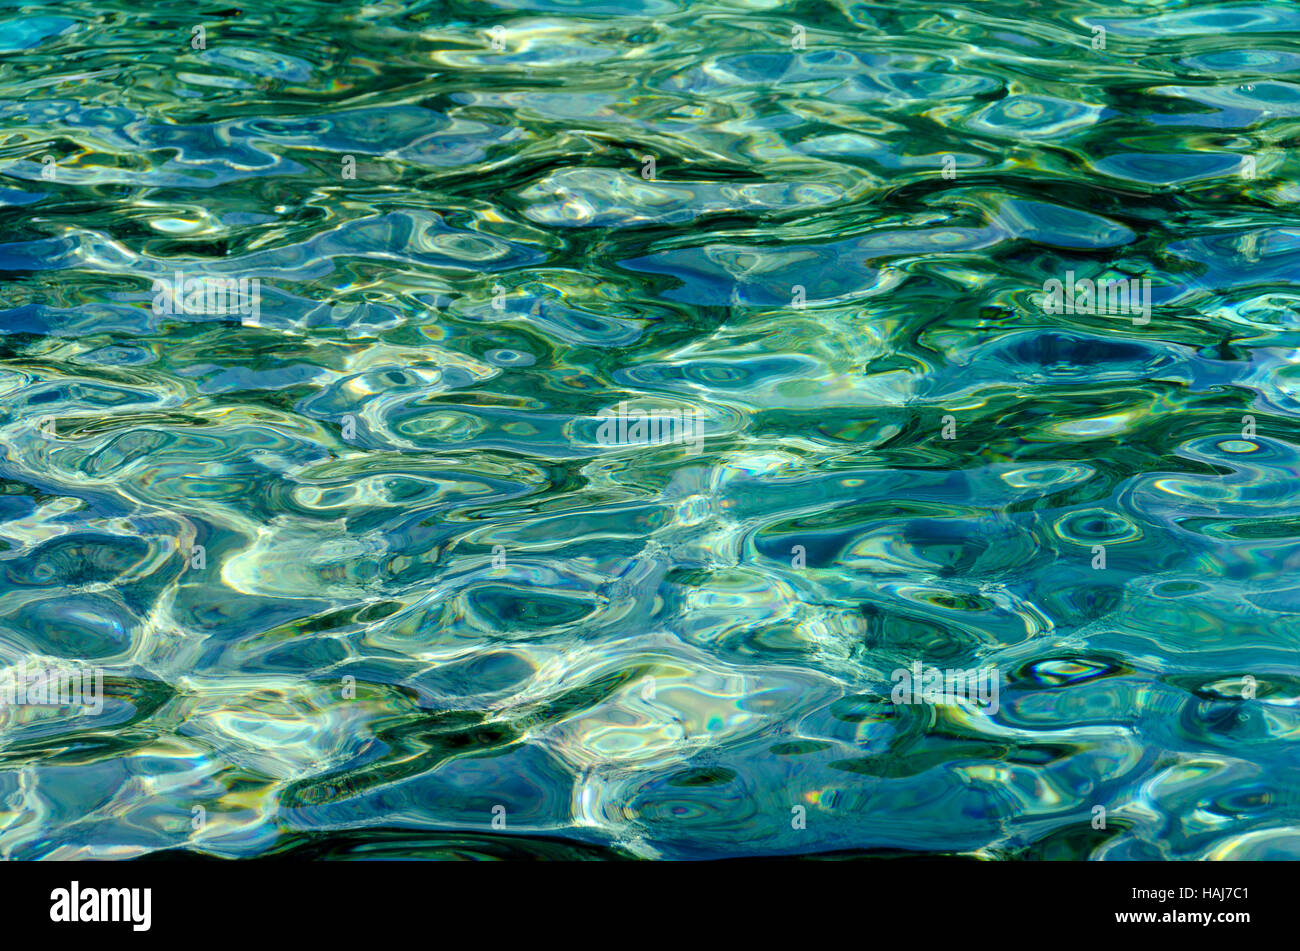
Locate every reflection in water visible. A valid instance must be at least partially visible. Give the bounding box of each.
[1,0,1299,860]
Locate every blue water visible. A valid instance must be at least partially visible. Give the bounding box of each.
[2,0,1300,860]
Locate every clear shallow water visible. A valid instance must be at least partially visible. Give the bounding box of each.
[1,0,1300,860]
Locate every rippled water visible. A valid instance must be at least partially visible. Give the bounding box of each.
[2,0,1300,860]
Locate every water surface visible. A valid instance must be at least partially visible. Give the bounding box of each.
[1,0,1299,860]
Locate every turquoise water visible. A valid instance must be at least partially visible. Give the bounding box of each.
[2,0,1300,860]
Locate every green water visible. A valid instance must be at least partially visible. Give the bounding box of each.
[1,0,1300,859]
